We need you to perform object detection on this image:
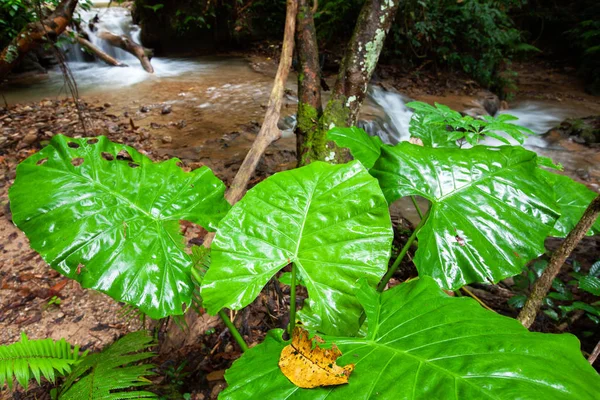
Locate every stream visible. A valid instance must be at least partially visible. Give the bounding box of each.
[1,3,599,224]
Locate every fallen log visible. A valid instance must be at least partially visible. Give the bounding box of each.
[66,28,127,68]
[0,0,79,80]
[97,31,154,73]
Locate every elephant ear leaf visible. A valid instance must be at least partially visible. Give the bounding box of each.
[326,127,384,169]
[370,143,561,290]
[201,160,393,336]
[221,278,600,400]
[9,135,230,319]
[538,170,600,237]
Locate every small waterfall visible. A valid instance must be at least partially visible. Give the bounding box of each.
[367,86,414,143]
[63,6,142,64]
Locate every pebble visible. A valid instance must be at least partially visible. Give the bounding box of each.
[161,105,172,115]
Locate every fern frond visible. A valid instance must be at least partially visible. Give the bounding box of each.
[59,331,157,399]
[0,332,83,390]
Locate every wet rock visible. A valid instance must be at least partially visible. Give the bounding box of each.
[161,105,172,115]
[547,116,600,146]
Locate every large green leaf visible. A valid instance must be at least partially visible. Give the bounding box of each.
[221,278,600,399]
[370,143,561,290]
[539,170,600,237]
[9,135,230,318]
[326,127,384,169]
[201,161,393,335]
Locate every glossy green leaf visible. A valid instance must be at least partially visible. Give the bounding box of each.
[370,143,561,290]
[407,101,460,148]
[9,135,230,319]
[201,161,393,335]
[221,277,600,399]
[538,170,600,236]
[591,261,600,277]
[326,127,383,169]
[579,275,600,295]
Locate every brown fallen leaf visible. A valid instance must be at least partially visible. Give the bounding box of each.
[278,327,354,389]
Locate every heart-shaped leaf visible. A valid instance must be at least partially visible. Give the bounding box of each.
[539,170,600,237]
[221,278,600,399]
[9,135,230,318]
[370,143,561,290]
[326,127,383,169]
[201,161,393,335]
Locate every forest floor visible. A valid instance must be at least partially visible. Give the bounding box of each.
[0,56,599,398]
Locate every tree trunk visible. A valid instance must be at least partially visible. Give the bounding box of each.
[517,194,600,329]
[67,29,127,67]
[160,0,299,355]
[0,0,79,80]
[97,31,154,73]
[295,0,323,166]
[295,0,402,166]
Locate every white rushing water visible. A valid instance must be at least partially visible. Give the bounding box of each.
[59,6,199,88]
[367,86,567,148]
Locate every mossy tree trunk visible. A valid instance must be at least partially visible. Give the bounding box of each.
[295,0,324,166]
[296,0,401,166]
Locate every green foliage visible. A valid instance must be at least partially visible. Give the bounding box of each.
[201,161,393,336]
[9,135,230,319]
[59,331,157,399]
[407,101,532,147]
[0,333,83,391]
[326,127,383,169]
[538,171,600,237]
[511,259,600,326]
[387,0,536,89]
[9,97,600,397]
[370,143,560,290]
[222,278,600,399]
[566,2,600,94]
[0,0,33,48]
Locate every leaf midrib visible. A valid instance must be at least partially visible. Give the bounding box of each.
[25,163,161,221]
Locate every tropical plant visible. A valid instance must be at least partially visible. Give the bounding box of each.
[0,333,83,390]
[0,331,156,398]
[386,0,538,89]
[58,331,157,399]
[6,101,600,397]
[510,259,600,325]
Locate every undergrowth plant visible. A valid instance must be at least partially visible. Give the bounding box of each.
[3,102,600,398]
[0,331,156,398]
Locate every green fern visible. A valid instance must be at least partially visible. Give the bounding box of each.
[0,332,83,390]
[58,331,157,400]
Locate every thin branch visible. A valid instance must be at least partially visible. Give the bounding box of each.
[589,340,600,365]
[518,194,600,329]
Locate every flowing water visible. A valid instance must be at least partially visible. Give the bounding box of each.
[1,3,599,209]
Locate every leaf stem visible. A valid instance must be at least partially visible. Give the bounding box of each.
[190,268,249,352]
[410,196,423,219]
[218,310,249,352]
[461,286,495,313]
[377,210,429,292]
[288,263,297,334]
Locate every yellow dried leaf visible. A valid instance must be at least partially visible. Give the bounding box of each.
[278,327,354,388]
